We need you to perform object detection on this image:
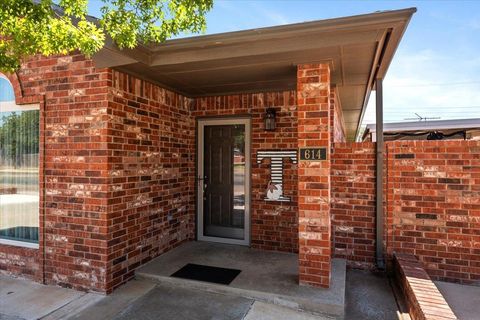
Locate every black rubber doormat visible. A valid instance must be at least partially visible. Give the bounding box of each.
[171,263,241,285]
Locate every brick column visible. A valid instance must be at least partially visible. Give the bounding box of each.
[297,63,331,288]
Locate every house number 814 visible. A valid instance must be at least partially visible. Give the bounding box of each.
[299,147,327,161]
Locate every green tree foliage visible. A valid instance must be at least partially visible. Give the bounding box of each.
[0,0,213,73]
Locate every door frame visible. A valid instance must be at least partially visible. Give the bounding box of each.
[196,117,251,246]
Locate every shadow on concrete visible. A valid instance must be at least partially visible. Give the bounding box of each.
[345,269,402,320]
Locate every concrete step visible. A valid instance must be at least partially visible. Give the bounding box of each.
[136,258,346,318]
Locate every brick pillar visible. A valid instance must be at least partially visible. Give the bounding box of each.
[42,57,112,293]
[297,63,331,288]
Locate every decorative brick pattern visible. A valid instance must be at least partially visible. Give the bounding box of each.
[331,142,376,268]
[297,63,331,288]
[192,91,299,253]
[387,140,480,285]
[394,253,458,320]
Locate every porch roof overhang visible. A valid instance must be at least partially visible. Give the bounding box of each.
[93,8,416,141]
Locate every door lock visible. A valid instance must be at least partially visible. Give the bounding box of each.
[197,176,208,192]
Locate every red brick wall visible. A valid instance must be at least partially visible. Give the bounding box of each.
[332,140,480,285]
[4,54,478,292]
[3,55,301,291]
[105,71,195,292]
[387,140,480,285]
[4,55,112,292]
[192,91,299,253]
[331,142,376,268]
[42,57,111,292]
[297,63,332,288]
[105,76,301,291]
[7,57,199,293]
[0,246,41,280]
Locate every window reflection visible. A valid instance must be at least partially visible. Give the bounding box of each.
[232,125,245,229]
[0,75,39,244]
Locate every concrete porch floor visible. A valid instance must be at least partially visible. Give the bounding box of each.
[136,241,346,317]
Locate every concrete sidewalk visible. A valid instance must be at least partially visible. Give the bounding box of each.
[0,275,331,320]
[0,275,103,320]
[436,281,480,320]
[66,279,332,320]
[1,269,404,320]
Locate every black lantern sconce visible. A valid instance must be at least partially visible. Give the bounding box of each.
[264,108,276,131]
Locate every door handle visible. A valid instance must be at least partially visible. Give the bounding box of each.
[197,176,208,190]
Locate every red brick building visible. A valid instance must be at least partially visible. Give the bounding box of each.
[0,8,478,294]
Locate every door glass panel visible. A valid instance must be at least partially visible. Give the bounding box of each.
[232,125,245,230]
[203,124,245,240]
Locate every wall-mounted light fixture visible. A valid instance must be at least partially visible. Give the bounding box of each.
[265,108,276,131]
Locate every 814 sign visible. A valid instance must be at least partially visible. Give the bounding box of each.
[299,147,327,161]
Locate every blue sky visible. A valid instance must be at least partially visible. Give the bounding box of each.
[0,77,15,102]
[89,0,480,129]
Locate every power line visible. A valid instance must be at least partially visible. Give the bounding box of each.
[404,113,441,121]
[387,81,480,87]
[384,112,480,115]
[367,111,480,114]
[377,105,480,109]
[381,106,480,110]
[385,107,480,109]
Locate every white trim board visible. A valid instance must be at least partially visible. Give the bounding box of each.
[0,238,39,249]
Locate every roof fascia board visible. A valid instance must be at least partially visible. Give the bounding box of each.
[354,9,416,140]
[353,29,389,141]
[93,39,152,69]
[375,12,415,79]
[94,8,416,69]
[148,8,417,51]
